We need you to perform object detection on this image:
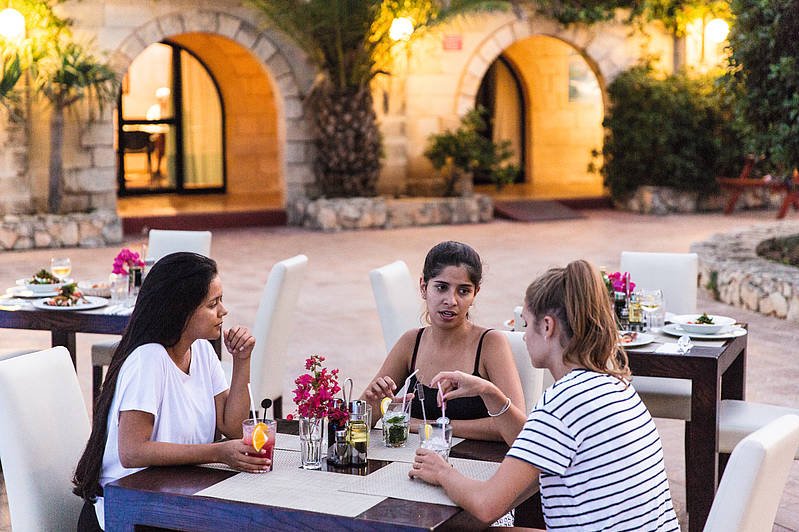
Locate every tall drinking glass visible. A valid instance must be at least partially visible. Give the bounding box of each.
[382,400,411,447]
[242,418,276,472]
[638,289,665,332]
[419,422,453,462]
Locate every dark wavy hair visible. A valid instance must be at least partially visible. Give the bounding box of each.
[73,252,218,501]
[422,241,483,287]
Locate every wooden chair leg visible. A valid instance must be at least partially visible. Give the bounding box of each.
[777,193,794,218]
[723,189,742,215]
[92,365,104,405]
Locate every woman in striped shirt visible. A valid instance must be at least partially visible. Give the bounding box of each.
[410,260,679,531]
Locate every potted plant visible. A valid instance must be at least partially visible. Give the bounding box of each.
[424,106,519,196]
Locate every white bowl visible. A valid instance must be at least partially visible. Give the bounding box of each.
[671,314,736,335]
[77,280,111,298]
[24,281,63,293]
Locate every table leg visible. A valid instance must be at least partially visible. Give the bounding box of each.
[51,330,77,369]
[686,366,720,532]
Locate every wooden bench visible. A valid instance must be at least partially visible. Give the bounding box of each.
[716,156,799,218]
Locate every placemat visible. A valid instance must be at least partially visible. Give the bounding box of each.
[274,433,301,451]
[195,466,385,517]
[367,429,465,463]
[339,458,499,506]
[199,449,302,471]
[626,330,727,352]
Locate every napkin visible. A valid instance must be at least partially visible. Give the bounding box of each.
[655,343,684,354]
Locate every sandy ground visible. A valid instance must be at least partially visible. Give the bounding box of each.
[1,208,798,530]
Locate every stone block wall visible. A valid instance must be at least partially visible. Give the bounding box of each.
[287,195,493,231]
[692,222,799,322]
[0,210,123,250]
[618,185,782,215]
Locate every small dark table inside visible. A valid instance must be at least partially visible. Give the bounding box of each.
[626,330,748,532]
[105,420,544,531]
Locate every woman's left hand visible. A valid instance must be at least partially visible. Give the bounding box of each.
[224,326,255,360]
[409,447,452,485]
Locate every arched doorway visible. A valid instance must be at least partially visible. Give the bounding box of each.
[114,30,288,222]
[117,41,225,195]
[474,36,605,199]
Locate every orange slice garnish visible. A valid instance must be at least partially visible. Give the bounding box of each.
[252,422,269,452]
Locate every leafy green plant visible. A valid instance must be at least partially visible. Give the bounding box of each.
[247,0,511,198]
[726,0,799,177]
[598,65,743,200]
[424,107,519,196]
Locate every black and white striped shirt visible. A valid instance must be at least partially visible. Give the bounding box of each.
[507,369,679,531]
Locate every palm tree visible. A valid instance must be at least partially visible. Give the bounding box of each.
[248,0,513,198]
[0,51,22,104]
[33,39,117,213]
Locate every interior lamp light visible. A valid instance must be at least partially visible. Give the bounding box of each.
[389,17,414,42]
[705,18,730,44]
[0,7,25,41]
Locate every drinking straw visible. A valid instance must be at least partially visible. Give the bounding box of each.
[400,368,419,412]
[437,382,446,422]
[247,383,258,422]
[415,382,428,427]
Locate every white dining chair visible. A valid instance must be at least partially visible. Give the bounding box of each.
[223,254,308,419]
[369,260,422,353]
[620,251,698,421]
[91,229,214,402]
[498,330,546,413]
[704,414,799,532]
[0,346,90,530]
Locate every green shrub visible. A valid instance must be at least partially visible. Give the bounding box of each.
[424,107,519,197]
[599,65,743,200]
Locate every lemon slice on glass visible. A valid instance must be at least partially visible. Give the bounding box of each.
[252,423,269,452]
[380,397,392,416]
[423,423,433,439]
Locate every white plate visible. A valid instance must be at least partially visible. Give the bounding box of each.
[670,314,737,334]
[5,286,60,298]
[662,323,747,340]
[619,332,655,348]
[32,295,109,311]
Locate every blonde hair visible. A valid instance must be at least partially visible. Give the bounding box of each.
[525,260,630,380]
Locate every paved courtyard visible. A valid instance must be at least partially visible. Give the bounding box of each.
[1,208,798,530]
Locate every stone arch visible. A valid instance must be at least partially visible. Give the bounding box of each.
[94,9,316,204]
[455,18,617,117]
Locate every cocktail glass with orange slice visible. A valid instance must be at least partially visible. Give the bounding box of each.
[242,418,276,472]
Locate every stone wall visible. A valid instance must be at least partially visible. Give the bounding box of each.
[618,185,783,215]
[287,195,493,231]
[692,222,799,321]
[0,210,123,250]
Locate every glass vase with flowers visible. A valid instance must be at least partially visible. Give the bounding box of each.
[286,355,342,469]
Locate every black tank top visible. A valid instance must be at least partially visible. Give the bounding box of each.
[408,327,491,421]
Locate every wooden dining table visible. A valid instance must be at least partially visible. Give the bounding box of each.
[105,421,544,531]
[626,330,748,532]
[0,302,130,368]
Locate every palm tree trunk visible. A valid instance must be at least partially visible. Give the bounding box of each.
[313,84,381,198]
[48,104,64,213]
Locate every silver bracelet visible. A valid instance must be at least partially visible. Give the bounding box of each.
[487,396,511,417]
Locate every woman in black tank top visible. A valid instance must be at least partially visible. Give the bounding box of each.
[360,241,525,441]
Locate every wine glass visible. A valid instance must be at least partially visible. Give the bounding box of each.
[637,288,664,331]
[50,257,72,281]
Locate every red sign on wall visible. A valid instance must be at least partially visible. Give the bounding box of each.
[443,34,463,51]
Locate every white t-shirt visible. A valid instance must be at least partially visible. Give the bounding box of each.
[99,340,228,488]
[507,369,679,531]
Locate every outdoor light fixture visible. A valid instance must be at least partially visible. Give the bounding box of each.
[155,86,171,101]
[0,7,24,41]
[705,18,729,44]
[389,17,414,42]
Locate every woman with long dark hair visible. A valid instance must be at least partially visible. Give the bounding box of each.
[73,252,269,530]
[410,260,678,530]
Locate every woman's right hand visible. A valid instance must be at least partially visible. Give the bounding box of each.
[363,375,398,403]
[217,439,271,473]
[431,370,493,403]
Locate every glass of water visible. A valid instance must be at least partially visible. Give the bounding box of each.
[637,289,664,332]
[419,422,453,462]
